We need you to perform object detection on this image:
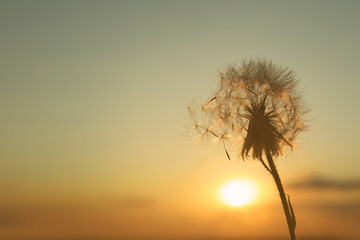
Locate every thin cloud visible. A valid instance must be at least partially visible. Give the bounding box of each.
[289,175,360,191]
[0,209,21,227]
[314,201,360,216]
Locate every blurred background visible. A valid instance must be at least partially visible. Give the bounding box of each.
[0,1,359,239]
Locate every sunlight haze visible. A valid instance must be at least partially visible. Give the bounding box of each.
[0,1,359,240]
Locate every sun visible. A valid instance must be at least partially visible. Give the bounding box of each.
[219,179,257,207]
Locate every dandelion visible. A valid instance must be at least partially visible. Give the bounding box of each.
[189,59,309,240]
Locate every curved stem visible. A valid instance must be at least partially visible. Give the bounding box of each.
[266,152,296,240]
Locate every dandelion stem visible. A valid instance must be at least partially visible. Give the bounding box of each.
[266,151,296,240]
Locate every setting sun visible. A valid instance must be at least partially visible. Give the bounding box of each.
[219,179,257,207]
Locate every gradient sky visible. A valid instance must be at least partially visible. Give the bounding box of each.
[0,1,359,239]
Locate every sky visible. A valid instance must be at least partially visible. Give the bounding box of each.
[0,0,359,239]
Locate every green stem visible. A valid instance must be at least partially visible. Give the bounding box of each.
[266,151,296,240]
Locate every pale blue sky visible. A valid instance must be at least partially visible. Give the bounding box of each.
[1,1,360,239]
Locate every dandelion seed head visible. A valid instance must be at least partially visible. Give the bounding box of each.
[190,59,309,160]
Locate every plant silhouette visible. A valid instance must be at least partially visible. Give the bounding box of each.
[189,59,309,240]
